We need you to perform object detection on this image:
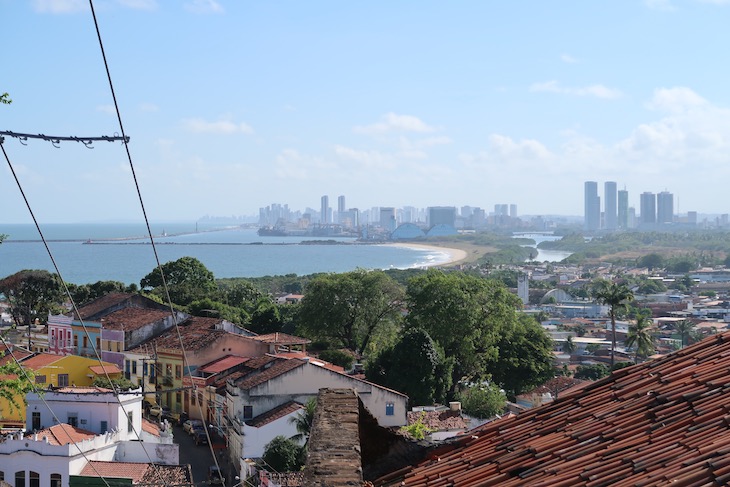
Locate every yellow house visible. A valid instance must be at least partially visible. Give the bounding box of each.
[0,353,122,427]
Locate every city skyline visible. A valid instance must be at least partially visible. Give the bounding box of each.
[5,2,730,223]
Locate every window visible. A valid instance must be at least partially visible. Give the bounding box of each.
[15,470,25,487]
[83,336,88,348]
[176,392,182,405]
[73,335,78,348]
[0,470,4,481]
[243,406,253,419]
[29,472,39,487]
[175,364,182,379]
[100,421,108,434]
[32,412,40,431]
[166,363,173,377]
[58,374,69,387]
[132,361,137,375]
[67,414,78,427]
[50,474,62,487]
[143,362,148,377]
[34,375,46,384]
[386,402,394,416]
[127,411,134,433]
[95,337,100,350]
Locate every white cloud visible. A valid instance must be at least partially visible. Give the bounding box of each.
[97,105,116,115]
[354,113,436,135]
[32,0,86,13]
[184,0,224,14]
[647,87,707,113]
[561,53,579,64]
[530,80,623,99]
[182,117,253,135]
[696,0,730,4]
[139,103,159,112]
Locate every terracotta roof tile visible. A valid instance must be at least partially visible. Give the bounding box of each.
[35,424,96,445]
[251,332,311,345]
[129,316,228,353]
[199,355,249,374]
[81,461,192,485]
[88,363,122,375]
[21,353,62,370]
[99,308,174,332]
[247,401,304,428]
[233,358,306,390]
[373,331,730,487]
[75,293,134,320]
[141,418,160,436]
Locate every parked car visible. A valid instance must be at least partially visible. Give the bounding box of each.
[149,406,169,419]
[208,466,223,485]
[183,419,203,435]
[194,429,208,446]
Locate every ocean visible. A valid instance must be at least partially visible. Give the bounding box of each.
[0,223,449,285]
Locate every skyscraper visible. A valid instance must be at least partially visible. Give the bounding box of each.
[584,181,600,231]
[640,192,656,225]
[618,189,629,229]
[604,181,617,231]
[657,191,674,224]
[337,195,346,224]
[320,195,329,224]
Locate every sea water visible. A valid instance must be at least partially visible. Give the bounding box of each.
[0,223,448,285]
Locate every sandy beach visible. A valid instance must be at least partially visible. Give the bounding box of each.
[385,242,470,268]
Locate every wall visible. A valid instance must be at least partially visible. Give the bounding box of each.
[241,411,301,458]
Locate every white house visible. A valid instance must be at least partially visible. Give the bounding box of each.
[241,401,304,458]
[226,356,408,468]
[0,387,178,487]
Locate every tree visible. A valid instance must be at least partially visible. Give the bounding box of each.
[289,398,316,445]
[140,257,217,305]
[405,270,527,394]
[673,319,696,348]
[457,383,506,419]
[637,253,664,271]
[187,297,250,324]
[92,375,136,391]
[366,328,453,406]
[250,298,283,334]
[0,270,63,326]
[562,336,577,355]
[593,280,634,368]
[625,315,655,361]
[297,270,404,354]
[0,354,35,415]
[0,92,10,105]
[574,363,610,380]
[262,436,304,472]
[317,349,354,370]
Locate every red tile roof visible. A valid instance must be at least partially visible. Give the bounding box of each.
[80,461,192,485]
[232,358,306,390]
[35,424,96,445]
[374,331,730,486]
[21,353,62,370]
[75,293,134,320]
[141,418,160,436]
[99,308,173,332]
[251,332,311,346]
[129,316,230,353]
[246,401,303,428]
[199,355,249,374]
[88,363,122,375]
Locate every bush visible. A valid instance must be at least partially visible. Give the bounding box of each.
[457,384,506,419]
[262,436,304,472]
[574,364,609,380]
[317,349,354,370]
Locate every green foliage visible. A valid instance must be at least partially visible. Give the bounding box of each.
[585,343,601,353]
[366,328,453,406]
[68,280,138,306]
[92,375,137,391]
[574,364,610,380]
[400,412,433,440]
[593,280,634,368]
[457,383,506,419]
[289,398,316,444]
[262,435,304,472]
[187,298,250,324]
[672,319,696,348]
[699,290,717,298]
[140,257,217,306]
[0,93,11,105]
[0,270,63,325]
[625,316,655,360]
[637,253,665,270]
[249,298,283,334]
[317,349,354,370]
[0,354,34,414]
[297,269,404,353]
[562,336,577,354]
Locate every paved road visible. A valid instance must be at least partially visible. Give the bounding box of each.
[174,422,231,485]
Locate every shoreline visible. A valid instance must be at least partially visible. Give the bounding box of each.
[384,242,470,268]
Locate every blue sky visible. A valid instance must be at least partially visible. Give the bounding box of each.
[3,0,730,223]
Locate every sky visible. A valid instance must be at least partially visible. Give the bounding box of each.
[3,0,730,223]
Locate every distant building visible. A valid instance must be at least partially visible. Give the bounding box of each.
[337,195,346,223]
[517,273,529,305]
[584,181,600,231]
[428,206,456,227]
[618,189,629,229]
[379,207,397,232]
[510,204,518,218]
[640,192,656,225]
[657,191,674,224]
[604,181,617,230]
[320,195,329,224]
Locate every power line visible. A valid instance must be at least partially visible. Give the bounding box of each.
[0,130,128,148]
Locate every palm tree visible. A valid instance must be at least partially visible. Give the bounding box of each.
[562,336,577,355]
[593,280,634,369]
[625,315,655,361]
[672,319,696,349]
[289,398,316,445]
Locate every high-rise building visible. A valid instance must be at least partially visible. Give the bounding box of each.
[604,182,617,230]
[640,192,656,225]
[657,191,674,224]
[584,182,600,231]
[320,195,330,224]
[618,189,629,229]
[509,204,518,218]
[337,195,346,216]
[428,206,456,227]
[379,207,397,232]
[517,273,529,305]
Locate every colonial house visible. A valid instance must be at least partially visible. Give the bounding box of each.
[0,387,179,487]
[226,355,408,469]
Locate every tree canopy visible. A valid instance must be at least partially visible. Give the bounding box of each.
[140,257,217,305]
[297,269,404,354]
[262,435,304,472]
[593,279,634,368]
[0,270,63,325]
